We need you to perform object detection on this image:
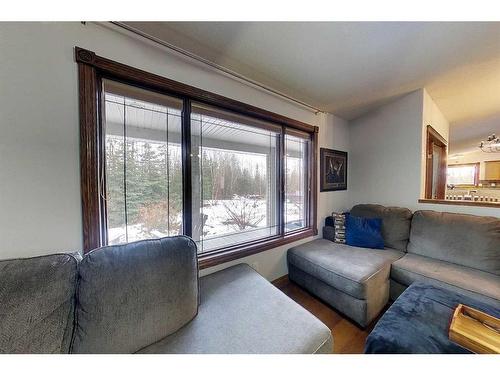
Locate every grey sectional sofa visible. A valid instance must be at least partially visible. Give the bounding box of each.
[0,236,332,354]
[287,205,500,328]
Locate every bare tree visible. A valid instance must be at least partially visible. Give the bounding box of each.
[222,196,265,230]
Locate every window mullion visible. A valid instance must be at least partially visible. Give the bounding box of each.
[279,125,286,237]
[182,98,192,238]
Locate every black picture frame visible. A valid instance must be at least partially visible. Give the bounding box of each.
[320,148,348,191]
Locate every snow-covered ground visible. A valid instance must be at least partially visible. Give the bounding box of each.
[108,198,304,251]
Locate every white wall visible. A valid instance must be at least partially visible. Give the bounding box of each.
[0,22,350,280]
[349,88,499,218]
[349,90,424,208]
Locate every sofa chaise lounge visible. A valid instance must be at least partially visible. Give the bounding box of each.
[0,236,332,354]
[287,204,500,328]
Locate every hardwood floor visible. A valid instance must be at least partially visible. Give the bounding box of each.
[273,276,381,354]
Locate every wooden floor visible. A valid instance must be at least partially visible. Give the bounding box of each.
[274,276,380,354]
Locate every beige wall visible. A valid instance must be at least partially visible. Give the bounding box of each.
[0,22,350,280]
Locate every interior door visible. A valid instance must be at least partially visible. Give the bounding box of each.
[425,125,447,199]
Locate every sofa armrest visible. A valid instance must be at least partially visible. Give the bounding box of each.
[323,226,335,242]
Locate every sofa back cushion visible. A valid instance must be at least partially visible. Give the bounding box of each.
[71,236,199,353]
[0,253,79,353]
[350,204,413,251]
[408,210,500,275]
[346,215,385,249]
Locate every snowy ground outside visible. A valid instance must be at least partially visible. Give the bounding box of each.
[108,197,304,252]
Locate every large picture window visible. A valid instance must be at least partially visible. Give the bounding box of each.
[76,47,317,267]
[103,80,183,244]
[191,103,281,253]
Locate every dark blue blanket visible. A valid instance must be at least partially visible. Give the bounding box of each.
[365,282,500,354]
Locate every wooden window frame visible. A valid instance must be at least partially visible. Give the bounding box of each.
[75,47,318,269]
[424,125,448,199]
[446,162,480,187]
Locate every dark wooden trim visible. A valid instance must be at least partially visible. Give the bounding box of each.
[311,130,319,234]
[425,125,447,199]
[426,125,447,145]
[75,47,318,134]
[78,62,103,252]
[418,199,500,208]
[181,98,192,237]
[198,228,315,269]
[279,126,285,236]
[76,46,319,260]
[447,162,480,186]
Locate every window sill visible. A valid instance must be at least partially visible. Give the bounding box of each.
[198,227,317,269]
[418,199,500,208]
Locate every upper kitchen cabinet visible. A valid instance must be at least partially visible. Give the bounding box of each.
[484,160,500,181]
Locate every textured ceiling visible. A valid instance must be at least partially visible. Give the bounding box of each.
[122,22,500,126]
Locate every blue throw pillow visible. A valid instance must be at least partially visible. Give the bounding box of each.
[345,215,384,249]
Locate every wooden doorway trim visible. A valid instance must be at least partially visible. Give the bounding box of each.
[425,125,447,199]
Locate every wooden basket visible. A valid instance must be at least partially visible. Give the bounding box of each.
[449,304,500,354]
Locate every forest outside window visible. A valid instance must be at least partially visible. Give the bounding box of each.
[103,80,183,245]
[76,47,317,266]
[191,103,281,253]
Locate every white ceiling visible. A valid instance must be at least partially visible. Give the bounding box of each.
[449,112,500,154]
[123,22,500,124]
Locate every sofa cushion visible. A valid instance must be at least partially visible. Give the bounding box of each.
[407,210,500,275]
[350,204,413,251]
[391,253,500,305]
[287,239,404,300]
[323,226,335,242]
[71,236,199,354]
[138,264,332,354]
[0,253,79,353]
[346,215,384,249]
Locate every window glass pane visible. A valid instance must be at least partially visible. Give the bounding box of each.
[191,103,279,253]
[285,134,309,232]
[103,80,183,245]
[447,165,477,186]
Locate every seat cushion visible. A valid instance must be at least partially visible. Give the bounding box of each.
[71,236,199,354]
[391,253,500,304]
[138,264,332,354]
[0,253,79,353]
[350,204,413,251]
[408,210,500,275]
[287,239,404,300]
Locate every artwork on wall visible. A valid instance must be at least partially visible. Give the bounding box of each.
[320,148,348,191]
